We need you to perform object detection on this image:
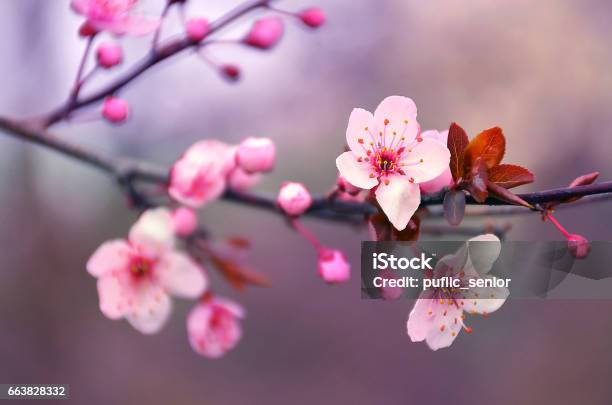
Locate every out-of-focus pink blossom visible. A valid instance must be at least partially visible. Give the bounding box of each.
[243,17,284,49]
[419,129,453,194]
[172,207,198,236]
[299,8,326,28]
[186,17,209,42]
[86,208,208,334]
[318,248,350,283]
[228,168,261,191]
[407,234,508,350]
[169,140,236,208]
[567,233,590,259]
[379,269,403,300]
[187,297,244,358]
[221,64,240,81]
[277,182,312,216]
[236,137,275,173]
[71,0,160,36]
[102,97,129,123]
[96,42,123,68]
[336,96,450,230]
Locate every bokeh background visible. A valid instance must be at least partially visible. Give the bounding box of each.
[1,0,612,403]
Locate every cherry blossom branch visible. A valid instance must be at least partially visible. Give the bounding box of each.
[41,0,274,127]
[1,114,611,226]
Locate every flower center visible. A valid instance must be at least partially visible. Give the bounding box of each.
[371,147,402,176]
[129,256,154,278]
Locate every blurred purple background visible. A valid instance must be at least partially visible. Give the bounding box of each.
[1,0,612,403]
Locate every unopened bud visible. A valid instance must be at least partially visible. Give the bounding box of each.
[299,8,325,28]
[243,17,284,50]
[236,137,275,173]
[186,17,209,42]
[277,182,312,216]
[96,42,122,68]
[102,97,129,123]
[567,234,590,259]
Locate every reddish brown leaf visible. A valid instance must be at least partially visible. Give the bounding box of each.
[226,237,251,249]
[447,122,469,182]
[463,127,505,173]
[394,215,421,241]
[443,189,466,226]
[489,164,535,189]
[467,160,489,203]
[487,181,533,209]
[211,256,270,291]
[568,172,599,188]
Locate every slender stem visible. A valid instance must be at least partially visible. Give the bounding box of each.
[152,2,172,51]
[545,213,570,238]
[43,0,273,127]
[70,35,95,102]
[290,218,322,251]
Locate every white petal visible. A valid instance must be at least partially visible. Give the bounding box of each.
[128,208,175,258]
[375,176,420,230]
[156,252,208,299]
[86,239,131,278]
[373,96,419,145]
[424,301,463,351]
[420,129,448,144]
[465,234,501,275]
[125,282,172,335]
[407,291,435,342]
[400,138,451,183]
[460,278,509,315]
[336,152,378,190]
[346,108,377,154]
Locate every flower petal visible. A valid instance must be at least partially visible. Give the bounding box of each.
[459,278,509,315]
[125,282,172,335]
[407,290,435,342]
[465,234,501,275]
[400,138,451,184]
[86,239,131,278]
[336,152,378,190]
[157,252,208,299]
[373,96,419,145]
[128,208,175,258]
[375,176,420,230]
[97,275,130,320]
[424,301,463,351]
[346,108,377,155]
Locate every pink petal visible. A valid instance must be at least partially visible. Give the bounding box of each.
[400,138,451,183]
[420,167,453,194]
[121,16,161,36]
[464,234,501,275]
[70,0,90,14]
[373,96,419,146]
[124,281,172,334]
[335,151,378,190]
[374,176,420,231]
[156,251,208,299]
[128,208,175,259]
[406,290,435,342]
[459,279,509,315]
[345,108,377,155]
[420,129,448,144]
[86,239,131,278]
[424,301,463,351]
[96,274,130,320]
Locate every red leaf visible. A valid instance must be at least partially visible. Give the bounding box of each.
[463,127,505,172]
[467,160,489,203]
[489,164,535,189]
[447,122,469,182]
[211,256,270,291]
[568,172,599,188]
[368,213,420,241]
[487,181,533,209]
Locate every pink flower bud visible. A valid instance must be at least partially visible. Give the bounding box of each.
[187,297,244,358]
[567,234,590,259]
[277,182,312,216]
[243,17,284,50]
[102,97,129,123]
[236,137,275,173]
[299,8,326,28]
[186,17,209,42]
[337,175,361,195]
[221,64,240,81]
[172,207,198,236]
[96,42,123,68]
[318,248,350,284]
[78,21,98,37]
[228,168,261,191]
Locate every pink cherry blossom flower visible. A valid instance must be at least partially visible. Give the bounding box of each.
[102,97,129,123]
[277,182,312,216]
[406,234,509,350]
[299,8,326,28]
[336,96,450,230]
[235,137,276,173]
[186,17,209,42]
[243,17,284,50]
[71,0,160,36]
[96,42,123,68]
[419,129,453,194]
[168,140,236,208]
[187,296,245,358]
[318,248,350,283]
[86,208,208,334]
[172,207,198,236]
